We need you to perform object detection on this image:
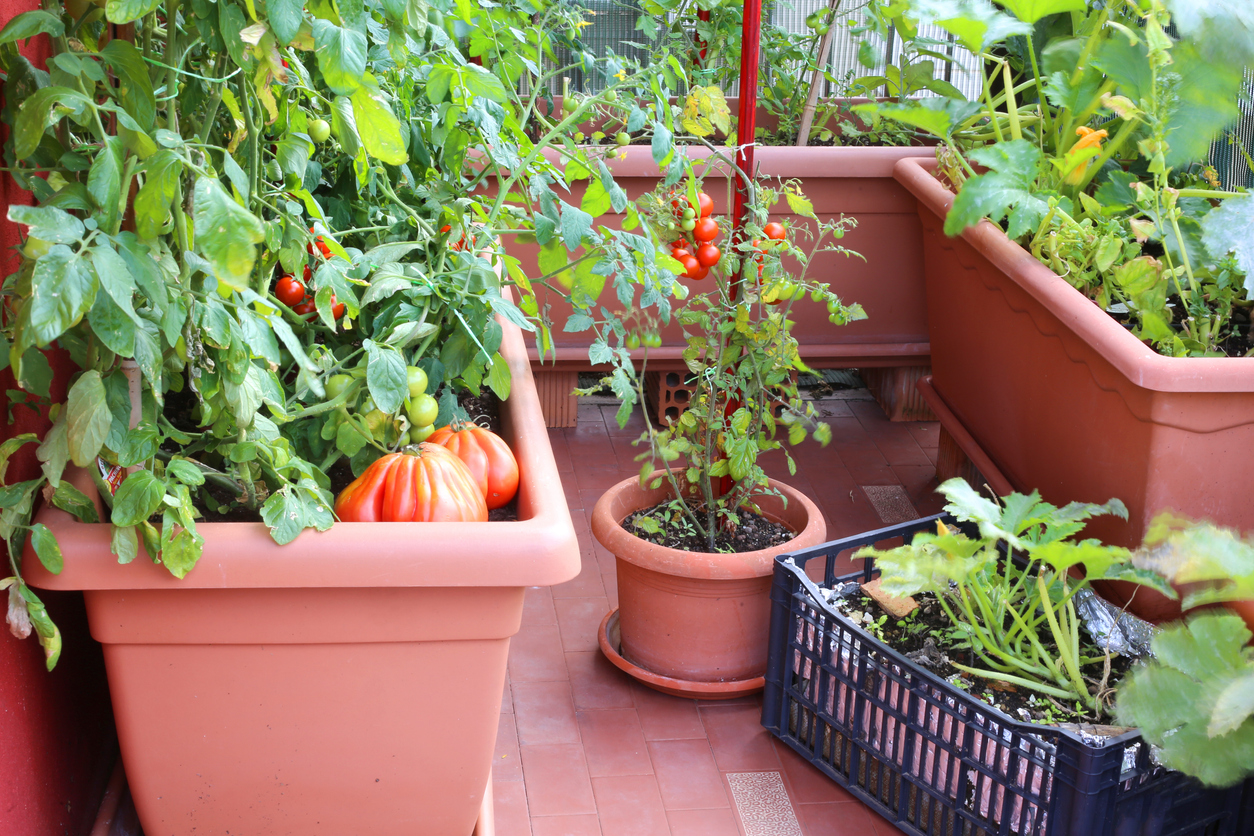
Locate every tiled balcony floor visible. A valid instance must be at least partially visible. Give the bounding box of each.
[495,391,944,836]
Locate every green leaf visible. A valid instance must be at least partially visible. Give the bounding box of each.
[0,11,64,46]
[946,140,1048,239]
[268,0,304,44]
[88,137,125,234]
[160,525,203,579]
[330,95,361,159]
[66,370,111,467]
[28,245,98,347]
[350,85,407,166]
[365,340,407,414]
[13,87,94,160]
[36,411,69,488]
[1202,196,1254,295]
[8,205,85,244]
[50,481,99,523]
[581,178,612,218]
[111,524,139,564]
[134,150,182,240]
[261,486,307,545]
[485,352,511,401]
[1210,670,1254,738]
[905,0,1029,52]
[106,0,163,24]
[312,20,367,96]
[997,0,1085,24]
[193,176,265,291]
[29,523,62,574]
[166,458,206,487]
[853,98,982,139]
[560,201,594,250]
[111,470,164,527]
[99,40,156,130]
[651,121,673,167]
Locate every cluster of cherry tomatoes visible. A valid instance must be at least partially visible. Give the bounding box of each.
[669,192,721,280]
[272,228,344,320]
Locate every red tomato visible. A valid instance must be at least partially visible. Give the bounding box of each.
[692,217,719,243]
[308,227,332,258]
[303,264,312,281]
[681,255,704,280]
[764,222,786,241]
[427,423,520,509]
[293,299,316,317]
[696,243,720,267]
[696,192,714,218]
[275,276,306,307]
[671,247,692,261]
[329,294,346,320]
[692,263,709,280]
[334,444,488,522]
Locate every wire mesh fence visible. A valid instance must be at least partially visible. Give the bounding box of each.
[554,0,1254,188]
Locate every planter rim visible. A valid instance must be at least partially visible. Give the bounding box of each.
[548,144,934,181]
[22,307,581,591]
[893,155,1254,394]
[590,473,826,580]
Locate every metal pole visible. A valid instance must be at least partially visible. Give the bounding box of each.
[730,0,762,300]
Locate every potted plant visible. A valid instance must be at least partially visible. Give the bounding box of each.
[0,0,677,832]
[761,480,1253,836]
[585,155,870,697]
[863,0,1254,619]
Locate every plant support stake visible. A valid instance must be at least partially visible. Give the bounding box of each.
[730,0,762,299]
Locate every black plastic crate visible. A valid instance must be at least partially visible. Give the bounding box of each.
[762,514,1252,836]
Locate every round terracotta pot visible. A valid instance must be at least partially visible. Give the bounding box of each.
[591,474,826,685]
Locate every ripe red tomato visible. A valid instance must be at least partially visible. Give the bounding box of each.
[427,423,519,510]
[303,264,312,281]
[696,192,714,218]
[680,255,704,280]
[334,444,488,522]
[275,276,306,307]
[293,299,316,317]
[696,243,720,267]
[691,263,709,280]
[671,247,692,261]
[308,227,332,258]
[764,222,786,241]
[692,217,719,243]
[330,294,346,320]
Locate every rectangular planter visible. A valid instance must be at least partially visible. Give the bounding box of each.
[22,314,580,836]
[511,142,935,373]
[762,516,1252,836]
[892,156,1254,615]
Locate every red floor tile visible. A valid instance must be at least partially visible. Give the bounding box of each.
[632,684,707,741]
[520,743,597,817]
[555,596,611,653]
[513,680,579,745]
[601,404,649,437]
[548,428,575,474]
[577,709,653,777]
[699,702,782,772]
[591,774,671,836]
[523,585,558,626]
[602,569,619,609]
[493,779,533,836]
[503,674,513,713]
[648,739,732,810]
[495,713,523,782]
[530,813,603,836]
[575,466,633,494]
[552,554,607,599]
[509,621,570,683]
[773,739,857,805]
[794,800,887,836]
[666,807,744,836]
[905,422,939,450]
[566,651,636,710]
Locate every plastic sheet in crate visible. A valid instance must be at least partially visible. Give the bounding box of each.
[762,514,1253,836]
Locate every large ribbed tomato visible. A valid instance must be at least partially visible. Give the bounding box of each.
[427,423,519,510]
[333,443,487,522]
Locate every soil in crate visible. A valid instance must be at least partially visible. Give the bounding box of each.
[830,590,1136,725]
[621,499,794,553]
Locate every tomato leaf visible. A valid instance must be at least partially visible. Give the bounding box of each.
[268,0,304,44]
[364,339,407,414]
[192,176,265,291]
[350,85,407,165]
[28,245,98,348]
[312,20,367,96]
[106,0,163,24]
[111,524,139,564]
[0,11,63,46]
[111,470,165,527]
[28,523,62,574]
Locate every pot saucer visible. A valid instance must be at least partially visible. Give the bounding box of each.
[597,608,765,700]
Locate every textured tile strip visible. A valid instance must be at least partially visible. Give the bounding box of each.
[862,484,921,524]
[726,772,803,836]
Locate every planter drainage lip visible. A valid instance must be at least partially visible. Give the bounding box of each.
[547,144,935,181]
[762,515,1254,836]
[892,155,1254,395]
[590,473,827,581]
[598,608,764,699]
[24,312,581,592]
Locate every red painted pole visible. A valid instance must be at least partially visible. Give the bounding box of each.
[730,0,762,299]
[697,9,711,60]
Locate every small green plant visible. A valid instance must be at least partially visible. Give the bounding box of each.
[855,478,1175,713]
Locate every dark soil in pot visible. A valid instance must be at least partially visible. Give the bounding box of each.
[621,500,794,553]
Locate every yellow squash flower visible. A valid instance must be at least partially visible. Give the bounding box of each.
[1064,126,1108,185]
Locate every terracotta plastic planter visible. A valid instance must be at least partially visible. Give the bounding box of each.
[894,156,1254,622]
[22,315,579,836]
[591,474,826,697]
[513,143,935,371]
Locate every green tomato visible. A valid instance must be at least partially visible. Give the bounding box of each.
[643,332,662,348]
[625,332,641,349]
[397,430,411,447]
[680,219,696,232]
[815,23,829,35]
[681,207,696,220]
[309,119,331,144]
[326,373,354,400]
[562,95,579,114]
[21,236,51,260]
[805,12,820,28]
[407,393,439,428]
[406,366,429,398]
[826,299,843,315]
[411,423,435,443]
[615,131,631,147]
